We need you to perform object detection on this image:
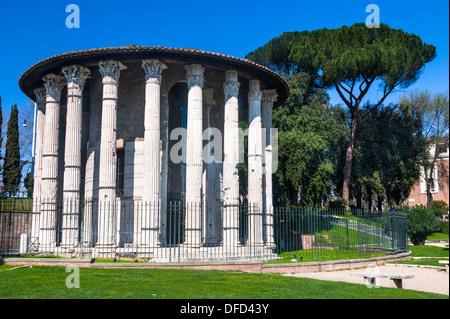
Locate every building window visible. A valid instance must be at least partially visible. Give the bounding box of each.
[430,176,436,192]
[436,144,448,156]
[420,165,439,194]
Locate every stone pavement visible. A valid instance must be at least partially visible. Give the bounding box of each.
[285,241,449,295]
[284,264,448,295]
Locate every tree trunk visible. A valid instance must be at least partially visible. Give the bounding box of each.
[426,147,441,209]
[356,182,362,209]
[377,196,383,211]
[342,117,358,205]
[426,180,433,209]
[367,189,372,211]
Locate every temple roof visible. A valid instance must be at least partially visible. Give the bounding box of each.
[19,46,289,107]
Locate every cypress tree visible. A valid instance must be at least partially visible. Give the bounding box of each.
[4,104,22,196]
[24,171,34,198]
[0,96,3,181]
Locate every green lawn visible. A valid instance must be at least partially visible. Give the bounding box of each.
[0,265,446,299]
[407,245,449,258]
[270,221,392,263]
[394,258,447,267]
[0,198,33,212]
[392,245,449,267]
[266,249,384,264]
[427,232,449,240]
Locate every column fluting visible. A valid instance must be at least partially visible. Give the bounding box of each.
[261,89,277,248]
[60,65,90,249]
[97,60,126,248]
[222,70,240,249]
[31,87,46,247]
[247,79,264,246]
[40,74,66,252]
[140,59,167,247]
[184,64,205,247]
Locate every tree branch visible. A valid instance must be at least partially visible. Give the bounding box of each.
[358,80,398,121]
[356,77,375,106]
[334,80,352,110]
[337,81,358,106]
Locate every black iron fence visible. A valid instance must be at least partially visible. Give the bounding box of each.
[0,198,408,262]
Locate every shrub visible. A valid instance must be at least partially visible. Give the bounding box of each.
[430,200,449,218]
[440,221,449,235]
[327,198,351,216]
[328,198,348,209]
[407,205,441,245]
[430,200,449,210]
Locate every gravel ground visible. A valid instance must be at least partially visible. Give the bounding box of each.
[284,264,449,295]
[284,242,449,296]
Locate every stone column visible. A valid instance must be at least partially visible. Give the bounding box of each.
[184,64,205,247]
[160,94,169,246]
[203,89,221,245]
[262,89,277,248]
[30,87,46,248]
[97,60,126,248]
[139,59,167,247]
[247,79,263,246]
[40,74,66,252]
[60,65,91,249]
[222,70,240,249]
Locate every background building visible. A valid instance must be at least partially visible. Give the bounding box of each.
[406,144,449,207]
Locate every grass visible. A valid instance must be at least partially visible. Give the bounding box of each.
[393,258,447,267]
[265,249,385,264]
[391,245,449,267]
[316,223,391,249]
[0,198,33,212]
[93,258,139,263]
[3,254,66,259]
[407,245,448,258]
[427,232,449,240]
[269,220,392,264]
[0,265,446,299]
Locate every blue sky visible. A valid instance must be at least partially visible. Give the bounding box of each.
[0,0,448,110]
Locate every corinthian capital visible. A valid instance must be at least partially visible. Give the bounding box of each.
[248,89,262,102]
[62,65,91,90]
[142,59,167,84]
[185,64,205,89]
[34,86,47,106]
[42,74,66,103]
[248,79,262,102]
[223,80,240,97]
[98,60,127,83]
[262,89,278,104]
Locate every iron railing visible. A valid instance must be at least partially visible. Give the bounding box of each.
[0,198,408,262]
